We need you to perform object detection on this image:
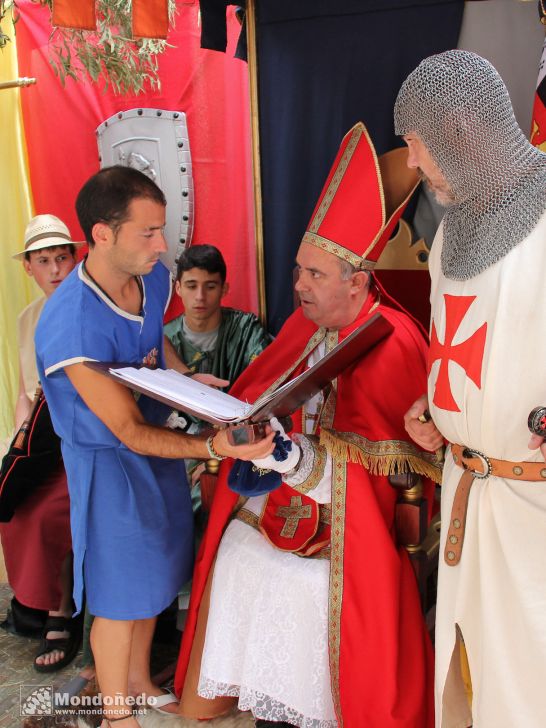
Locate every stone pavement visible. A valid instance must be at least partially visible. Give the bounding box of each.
[0,582,85,727]
[0,583,253,728]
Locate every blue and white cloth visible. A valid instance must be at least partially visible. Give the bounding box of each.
[35,262,193,619]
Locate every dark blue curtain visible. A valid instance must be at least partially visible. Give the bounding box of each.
[255,0,464,333]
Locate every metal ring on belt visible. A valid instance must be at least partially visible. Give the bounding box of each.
[460,447,492,479]
[445,444,546,566]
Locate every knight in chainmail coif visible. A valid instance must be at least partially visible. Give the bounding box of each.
[395,49,546,280]
[396,51,546,728]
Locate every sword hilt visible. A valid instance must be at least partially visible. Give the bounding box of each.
[528,406,546,439]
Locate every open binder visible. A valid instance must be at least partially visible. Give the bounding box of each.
[86,312,393,427]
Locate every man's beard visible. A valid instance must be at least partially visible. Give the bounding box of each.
[418,169,456,207]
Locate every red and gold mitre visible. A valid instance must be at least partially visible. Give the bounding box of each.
[301,122,420,269]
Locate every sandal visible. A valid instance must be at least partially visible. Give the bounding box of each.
[147,687,179,714]
[34,613,83,673]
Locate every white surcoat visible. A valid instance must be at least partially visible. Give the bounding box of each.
[430,212,546,728]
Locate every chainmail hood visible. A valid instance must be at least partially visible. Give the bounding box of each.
[394,50,546,280]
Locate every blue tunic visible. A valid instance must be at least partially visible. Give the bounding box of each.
[35,262,194,619]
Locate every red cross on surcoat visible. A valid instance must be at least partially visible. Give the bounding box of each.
[428,294,487,413]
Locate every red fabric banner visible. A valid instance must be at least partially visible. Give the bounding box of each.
[52,0,96,30]
[133,0,169,39]
[15,1,257,320]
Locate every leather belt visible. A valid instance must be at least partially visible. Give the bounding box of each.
[445,444,546,566]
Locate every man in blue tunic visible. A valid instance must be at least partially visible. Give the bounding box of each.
[35,166,274,728]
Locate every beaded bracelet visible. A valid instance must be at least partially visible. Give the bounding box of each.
[206,434,226,461]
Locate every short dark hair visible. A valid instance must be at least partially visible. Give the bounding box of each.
[24,244,76,262]
[176,244,227,284]
[75,166,166,246]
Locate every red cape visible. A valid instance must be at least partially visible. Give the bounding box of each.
[175,288,437,727]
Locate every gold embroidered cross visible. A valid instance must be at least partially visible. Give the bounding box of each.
[276,496,312,538]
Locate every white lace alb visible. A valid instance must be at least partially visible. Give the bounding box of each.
[198,521,337,726]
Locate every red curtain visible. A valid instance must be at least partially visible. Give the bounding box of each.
[15,0,257,320]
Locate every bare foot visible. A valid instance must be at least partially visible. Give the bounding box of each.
[79,665,96,681]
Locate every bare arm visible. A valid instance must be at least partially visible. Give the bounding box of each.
[14,359,32,431]
[163,334,229,388]
[65,362,274,460]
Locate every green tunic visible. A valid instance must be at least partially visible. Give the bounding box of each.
[164,307,272,393]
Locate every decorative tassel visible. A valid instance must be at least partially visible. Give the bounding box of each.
[320,429,442,483]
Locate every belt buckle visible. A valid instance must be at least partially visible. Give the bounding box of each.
[462,448,492,479]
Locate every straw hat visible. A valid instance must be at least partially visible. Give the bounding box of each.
[12,214,81,260]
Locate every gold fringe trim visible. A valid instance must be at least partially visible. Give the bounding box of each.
[319,429,442,483]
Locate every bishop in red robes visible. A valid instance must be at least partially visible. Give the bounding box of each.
[174,122,440,728]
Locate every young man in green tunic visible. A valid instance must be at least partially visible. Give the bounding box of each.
[164,244,273,556]
[164,244,272,403]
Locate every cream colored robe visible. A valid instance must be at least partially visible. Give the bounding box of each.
[430,213,546,728]
[18,296,45,399]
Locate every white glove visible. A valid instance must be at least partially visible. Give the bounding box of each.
[166,411,188,430]
[251,417,301,474]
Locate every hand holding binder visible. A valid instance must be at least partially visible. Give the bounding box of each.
[86,312,394,442]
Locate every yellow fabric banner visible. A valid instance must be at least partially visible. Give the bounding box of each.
[0,14,36,445]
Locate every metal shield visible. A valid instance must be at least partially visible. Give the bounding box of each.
[96,108,194,276]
